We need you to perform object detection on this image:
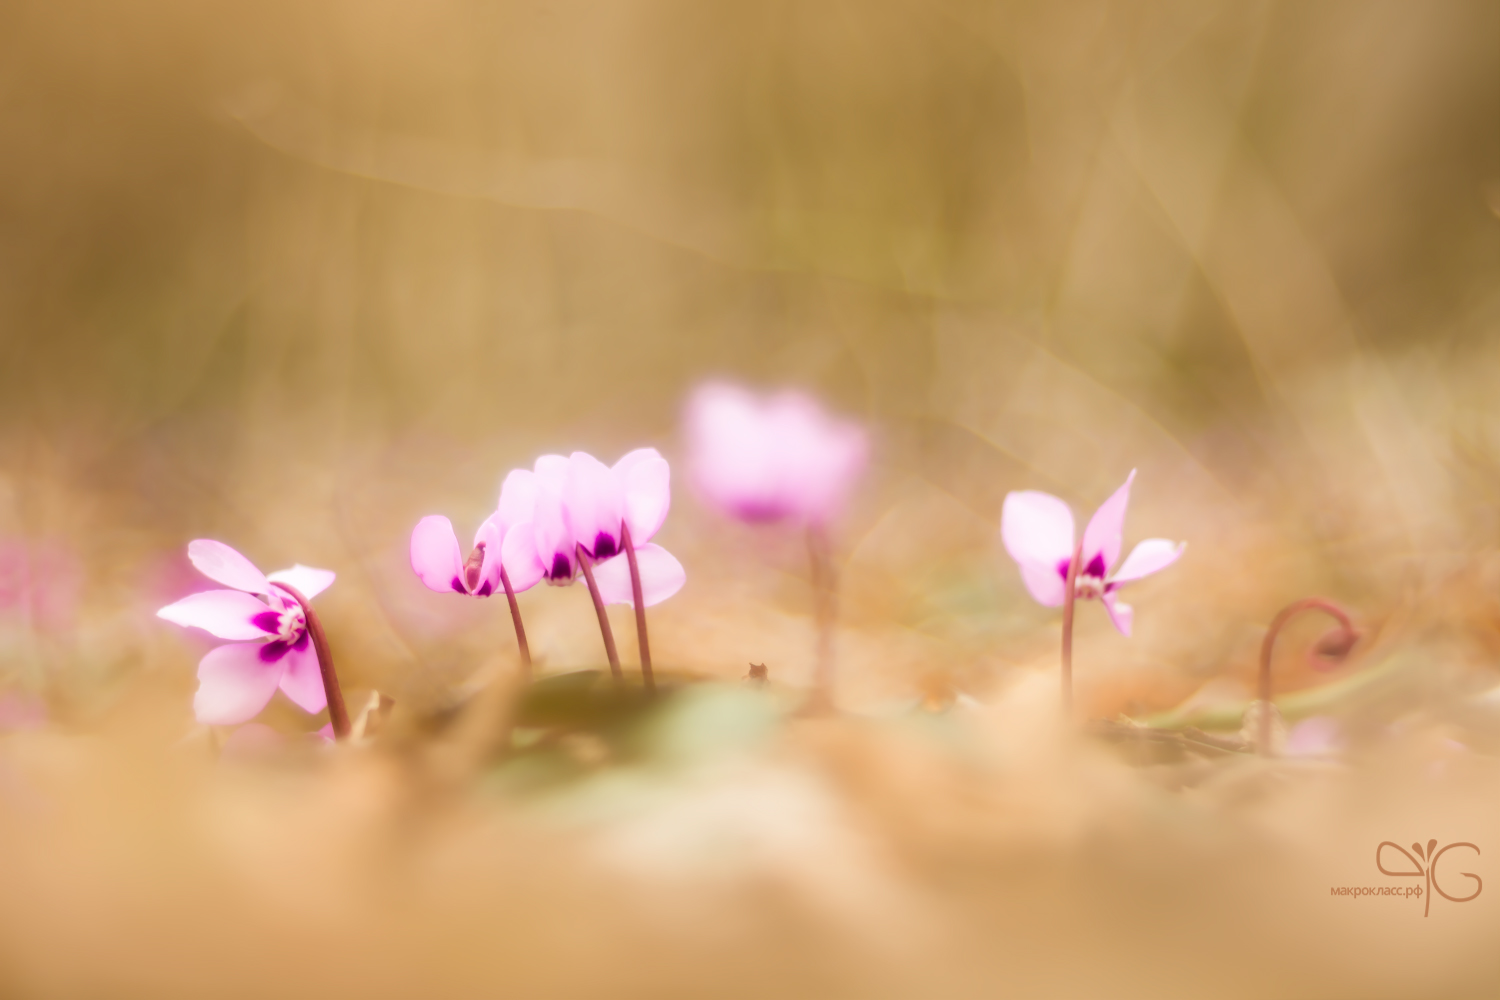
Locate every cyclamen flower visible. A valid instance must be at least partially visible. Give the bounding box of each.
[685,383,867,714]
[410,469,546,598]
[1000,470,1184,636]
[157,540,336,725]
[685,382,868,526]
[501,449,685,608]
[410,513,512,598]
[411,472,547,673]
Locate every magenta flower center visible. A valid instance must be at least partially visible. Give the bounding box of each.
[591,532,617,559]
[730,500,793,524]
[1057,552,1113,601]
[546,552,573,583]
[251,598,308,663]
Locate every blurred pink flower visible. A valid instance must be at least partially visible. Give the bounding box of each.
[685,382,868,527]
[1285,716,1343,758]
[157,540,335,725]
[1000,470,1184,636]
[218,722,287,758]
[219,722,335,760]
[0,538,82,632]
[501,450,685,608]
[0,693,46,731]
[410,468,545,598]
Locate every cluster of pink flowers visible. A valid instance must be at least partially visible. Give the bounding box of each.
[411,448,687,689]
[410,449,685,612]
[155,380,1193,738]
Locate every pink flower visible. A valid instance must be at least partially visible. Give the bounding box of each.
[1285,716,1343,758]
[410,469,545,598]
[156,540,335,725]
[1000,470,1184,636]
[0,538,82,632]
[0,693,45,731]
[500,450,685,608]
[685,382,868,526]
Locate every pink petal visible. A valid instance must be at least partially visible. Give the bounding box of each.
[187,539,270,595]
[1101,593,1134,637]
[776,394,868,525]
[158,590,278,640]
[1109,538,1184,585]
[499,521,547,592]
[529,488,578,583]
[614,448,671,545]
[496,468,541,531]
[410,516,466,594]
[266,564,336,600]
[687,383,788,521]
[193,642,284,725]
[1286,716,1342,757]
[1081,470,1136,574]
[533,454,570,492]
[509,456,571,578]
[1000,490,1076,570]
[1018,562,1067,607]
[277,636,328,714]
[219,723,286,758]
[562,451,625,558]
[685,382,867,526]
[472,513,507,597]
[592,543,686,608]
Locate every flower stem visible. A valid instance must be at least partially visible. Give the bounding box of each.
[1258,597,1355,756]
[271,582,350,740]
[1060,538,1083,720]
[618,522,655,695]
[498,565,531,683]
[804,525,837,715]
[576,545,622,681]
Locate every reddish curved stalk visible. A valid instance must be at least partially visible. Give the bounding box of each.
[270,582,350,740]
[576,545,622,681]
[1060,538,1083,719]
[1258,597,1355,756]
[498,565,531,683]
[619,522,655,695]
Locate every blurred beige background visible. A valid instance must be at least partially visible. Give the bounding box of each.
[4,6,1500,1000]
[2,0,1498,721]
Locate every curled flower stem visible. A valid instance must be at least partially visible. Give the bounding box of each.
[499,565,531,683]
[1258,597,1355,756]
[576,545,622,681]
[804,525,837,715]
[619,522,655,694]
[271,582,351,740]
[1060,539,1083,719]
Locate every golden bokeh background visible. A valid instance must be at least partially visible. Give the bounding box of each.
[1,1,1499,996]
